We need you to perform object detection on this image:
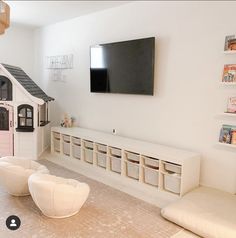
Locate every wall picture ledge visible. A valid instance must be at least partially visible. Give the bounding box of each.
[46,54,73,82]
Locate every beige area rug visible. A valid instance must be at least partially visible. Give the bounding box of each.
[171,230,201,238]
[0,160,182,238]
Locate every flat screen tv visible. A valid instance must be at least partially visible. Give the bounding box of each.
[90,37,155,95]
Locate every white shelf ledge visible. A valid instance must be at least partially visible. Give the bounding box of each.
[217,142,236,148]
[219,112,236,117]
[220,82,236,85]
[223,50,236,54]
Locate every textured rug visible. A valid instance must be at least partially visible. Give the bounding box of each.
[171,230,201,238]
[0,160,182,238]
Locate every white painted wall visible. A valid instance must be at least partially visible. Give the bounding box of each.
[34,1,236,193]
[0,24,35,77]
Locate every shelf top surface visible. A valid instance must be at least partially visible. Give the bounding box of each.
[51,126,200,163]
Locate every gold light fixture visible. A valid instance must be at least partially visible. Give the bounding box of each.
[0,0,10,35]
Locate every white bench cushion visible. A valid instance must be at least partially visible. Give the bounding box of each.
[161,186,236,238]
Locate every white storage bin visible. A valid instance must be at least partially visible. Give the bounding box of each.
[63,141,70,156]
[164,173,181,194]
[96,143,107,153]
[143,166,159,186]
[72,144,81,159]
[72,137,81,145]
[143,156,159,169]
[126,151,139,162]
[126,161,139,180]
[110,156,121,173]
[62,134,70,142]
[110,147,122,158]
[84,148,93,164]
[53,132,60,140]
[53,138,60,152]
[84,140,93,150]
[97,153,106,168]
[164,162,181,174]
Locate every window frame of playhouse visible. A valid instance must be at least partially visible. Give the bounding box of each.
[0,76,12,101]
[16,104,34,132]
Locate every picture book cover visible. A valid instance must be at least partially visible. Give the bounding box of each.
[226,97,236,113]
[219,125,232,143]
[231,129,236,145]
[222,64,236,83]
[224,35,236,51]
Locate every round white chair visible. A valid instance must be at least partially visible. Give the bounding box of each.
[28,173,90,218]
[0,156,49,196]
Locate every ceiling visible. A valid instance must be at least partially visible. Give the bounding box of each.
[6,1,130,28]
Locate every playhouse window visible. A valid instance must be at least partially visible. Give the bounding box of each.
[17,105,34,132]
[0,76,12,101]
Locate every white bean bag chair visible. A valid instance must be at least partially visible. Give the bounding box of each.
[161,186,236,238]
[28,173,90,218]
[0,156,49,196]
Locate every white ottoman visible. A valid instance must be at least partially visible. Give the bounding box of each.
[28,173,90,218]
[0,156,49,196]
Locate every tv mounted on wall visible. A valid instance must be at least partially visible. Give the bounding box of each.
[90,37,155,95]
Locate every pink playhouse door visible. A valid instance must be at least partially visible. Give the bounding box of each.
[0,105,13,157]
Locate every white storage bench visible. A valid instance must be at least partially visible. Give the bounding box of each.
[51,127,200,199]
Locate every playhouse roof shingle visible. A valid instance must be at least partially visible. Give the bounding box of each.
[2,63,54,102]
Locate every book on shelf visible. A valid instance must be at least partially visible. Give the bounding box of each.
[219,124,236,144]
[224,35,236,51]
[231,129,236,145]
[219,125,231,144]
[222,64,236,83]
[226,97,236,113]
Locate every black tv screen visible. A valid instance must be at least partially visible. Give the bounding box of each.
[90,37,155,95]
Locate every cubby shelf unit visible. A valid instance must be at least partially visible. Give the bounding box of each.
[51,127,200,205]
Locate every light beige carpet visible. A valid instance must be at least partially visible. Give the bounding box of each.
[171,230,201,238]
[0,160,182,238]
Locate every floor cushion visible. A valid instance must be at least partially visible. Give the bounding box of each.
[0,156,49,196]
[161,186,236,238]
[28,173,90,218]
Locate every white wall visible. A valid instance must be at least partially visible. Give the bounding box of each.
[0,24,35,77]
[34,1,236,193]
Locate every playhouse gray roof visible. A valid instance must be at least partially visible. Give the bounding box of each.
[2,63,54,102]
